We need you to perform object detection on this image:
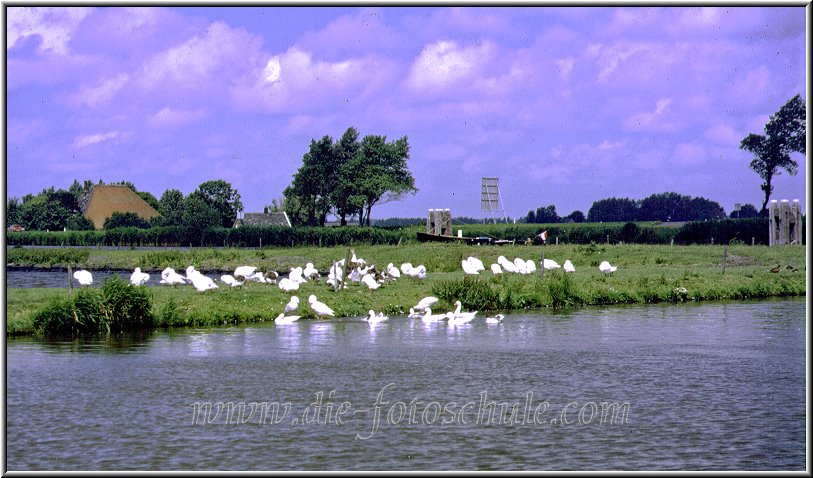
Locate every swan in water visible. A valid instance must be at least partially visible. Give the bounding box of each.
[275,313,301,325]
[73,269,93,287]
[284,296,300,314]
[449,301,477,324]
[367,310,388,324]
[407,308,423,319]
[413,296,439,312]
[599,261,617,274]
[563,260,576,273]
[485,314,504,324]
[220,274,243,288]
[308,294,335,318]
[130,267,149,286]
[422,308,452,323]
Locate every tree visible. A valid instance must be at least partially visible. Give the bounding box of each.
[638,192,692,221]
[587,197,638,222]
[7,197,21,225]
[18,196,71,231]
[65,214,95,231]
[564,210,585,223]
[190,180,243,228]
[344,134,417,226]
[533,204,559,223]
[525,209,536,223]
[331,127,362,226]
[181,194,221,233]
[104,212,150,229]
[731,203,759,219]
[157,189,185,226]
[740,94,806,213]
[687,197,726,221]
[284,135,338,226]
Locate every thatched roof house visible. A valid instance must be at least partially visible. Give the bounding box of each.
[79,184,160,229]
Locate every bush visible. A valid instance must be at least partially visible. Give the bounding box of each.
[31,277,154,336]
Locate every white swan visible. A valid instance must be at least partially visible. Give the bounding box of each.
[462,258,480,275]
[234,265,257,280]
[130,267,149,286]
[190,273,218,292]
[278,277,300,293]
[485,314,504,324]
[542,258,561,270]
[220,274,243,288]
[303,262,320,281]
[498,256,518,273]
[490,263,503,275]
[599,261,618,274]
[563,260,576,273]
[160,268,186,286]
[275,313,301,325]
[414,296,438,312]
[407,308,423,319]
[386,263,401,280]
[361,273,381,290]
[524,259,537,274]
[367,310,388,323]
[450,301,477,324]
[285,296,300,314]
[308,294,335,318]
[73,269,93,287]
[422,308,452,323]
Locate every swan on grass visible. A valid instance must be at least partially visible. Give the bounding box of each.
[278,277,300,293]
[563,260,576,273]
[599,261,618,274]
[160,268,186,286]
[220,274,243,288]
[542,259,561,270]
[462,258,481,275]
[413,296,438,312]
[285,296,300,314]
[361,273,381,290]
[234,266,257,280]
[308,294,335,318]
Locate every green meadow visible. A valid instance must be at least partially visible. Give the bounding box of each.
[6,242,806,335]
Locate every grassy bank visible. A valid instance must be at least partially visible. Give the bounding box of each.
[6,243,806,335]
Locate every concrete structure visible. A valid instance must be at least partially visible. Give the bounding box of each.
[426,208,452,236]
[79,184,160,229]
[768,199,802,246]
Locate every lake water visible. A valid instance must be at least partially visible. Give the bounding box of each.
[5,299,806,471]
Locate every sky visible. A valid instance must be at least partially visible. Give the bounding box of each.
[4,6,809,221]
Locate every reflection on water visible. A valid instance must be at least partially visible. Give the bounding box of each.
[6,299,806,471]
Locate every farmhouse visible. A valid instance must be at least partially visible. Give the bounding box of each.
[233,207,292,228]
[79,184,161,230]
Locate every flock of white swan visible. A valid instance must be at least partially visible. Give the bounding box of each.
[71,249,618,326]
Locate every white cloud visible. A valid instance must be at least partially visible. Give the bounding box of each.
[147,107,207,128]
[7,7,93,54]
[71,131,123,149]
[624,97,676,132]
[70,73,129,107]
[404,40,497,94]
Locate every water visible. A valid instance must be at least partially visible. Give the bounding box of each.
[7,268,201,288]
[6,299,806,471]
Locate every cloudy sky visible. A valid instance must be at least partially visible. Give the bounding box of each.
[4,6,808,220]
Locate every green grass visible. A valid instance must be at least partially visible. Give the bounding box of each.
[6,243,806,335]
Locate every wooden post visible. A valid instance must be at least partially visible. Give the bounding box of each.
[722,245,727,274]
[555,237,558,246]
[670,238,674,246]
[259,237,262,249]
[710,237,714,245]
[68,265,73,293]
[751,237,755,246]
[540,250,545,278]
[606,234,610,244]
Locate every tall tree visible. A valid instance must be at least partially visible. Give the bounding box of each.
[157,189,185,226]
[587,197,638,222]
[331,127,362,226]
[284,135,337,226]
[740,94,806,213]
[344,134,417,226]
[190,180,243,228]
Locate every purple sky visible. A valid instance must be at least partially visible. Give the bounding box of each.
[4,6,808,220]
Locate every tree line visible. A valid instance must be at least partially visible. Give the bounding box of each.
[6,179,242,233]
